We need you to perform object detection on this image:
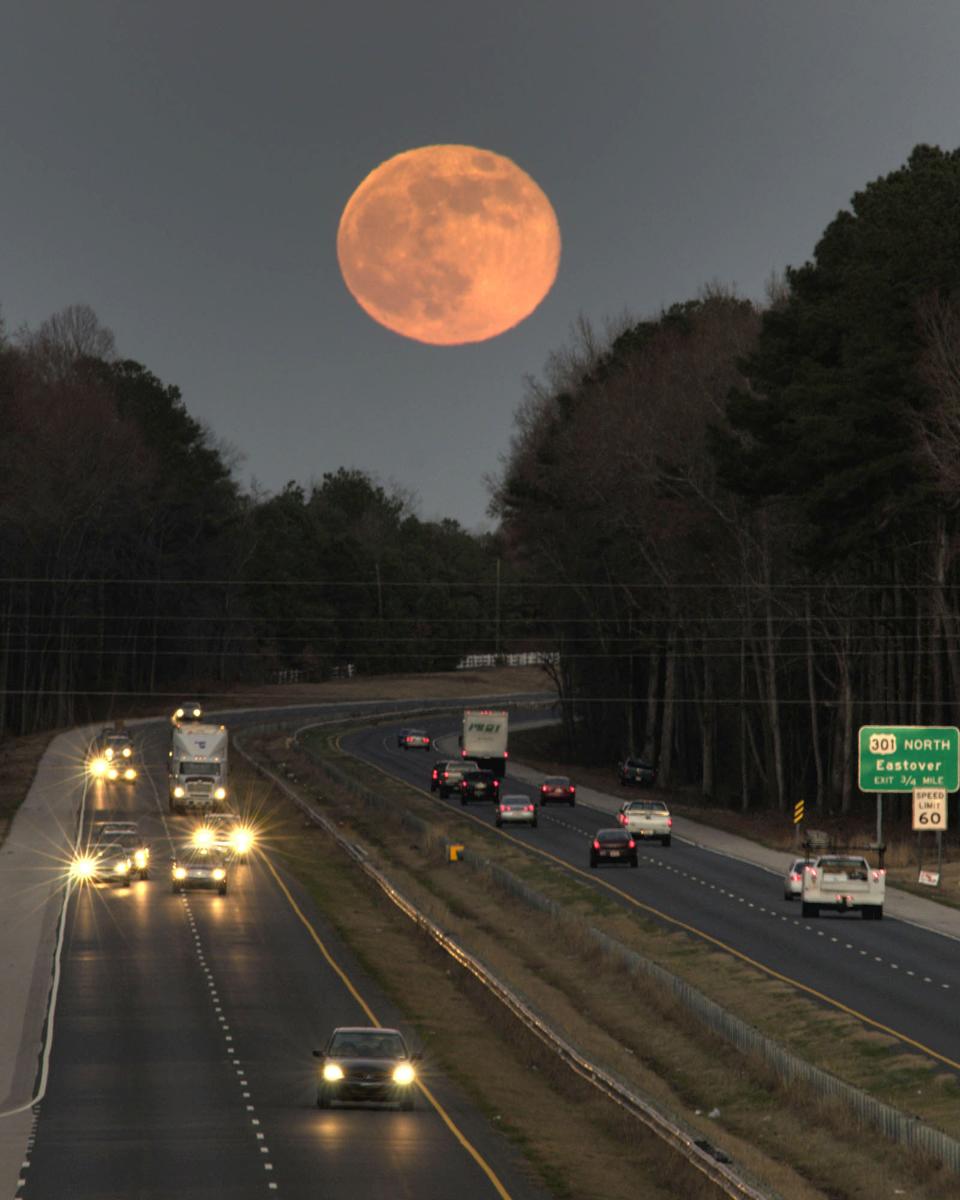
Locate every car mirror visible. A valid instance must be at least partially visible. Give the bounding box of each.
[411,1051,422,1061]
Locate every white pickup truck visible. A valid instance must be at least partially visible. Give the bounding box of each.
[617,799,672,846]
[801,855,885,920]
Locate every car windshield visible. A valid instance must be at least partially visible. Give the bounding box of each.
[179,762,217,777]
[544,777,569,787]
[598,829,629,843]
[98,843,127,859]
[328,1031,406,1059]
[179,848,225,866]
[464,771,493,782]
[105,737,132,751]
[627,759,652,769]
[406,730,426,737]
[501,795,526,804]
[627,801,667,812]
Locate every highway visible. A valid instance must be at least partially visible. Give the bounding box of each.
[344,713,960,1073]
[18,702,553,1200]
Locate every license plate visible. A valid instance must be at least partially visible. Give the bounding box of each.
[475,785,486,792]
[609,850,620,857]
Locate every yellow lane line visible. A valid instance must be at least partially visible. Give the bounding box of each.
[262,854,515,1200]
[346,736,960,1074]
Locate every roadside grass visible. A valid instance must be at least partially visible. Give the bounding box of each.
[243,728,960,1200]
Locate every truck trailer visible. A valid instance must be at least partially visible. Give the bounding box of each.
[169,723,229,814]
[460,709,509,778]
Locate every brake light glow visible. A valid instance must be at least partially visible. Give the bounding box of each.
[809,869,818,881]
[526,805,534,812]
[592,839,600,850]
[628,839,636,848]
[667,818,673,827]
[570,786,575,793]
[432,770,438,779]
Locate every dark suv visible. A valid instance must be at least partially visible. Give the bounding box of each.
[459,769,501,805]
[618,757,657,787]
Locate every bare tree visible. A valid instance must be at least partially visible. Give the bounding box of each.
[16,303,116,382]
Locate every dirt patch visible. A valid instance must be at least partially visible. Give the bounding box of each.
[0,731,57,848]
[179,665,553,714]
[239,727,960,1200]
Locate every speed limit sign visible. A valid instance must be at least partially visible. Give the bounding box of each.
[913,788,948,831]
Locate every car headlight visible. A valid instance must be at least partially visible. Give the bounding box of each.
[124,768,136,780]
[122,747,131,758]
[89,757,107,777]
[71,855,97,880]
[173,866,187,880]
[134,851,147,868]
[393,1063,416,1085]
[193,827,214,848]
[116,860,131,873]
[214,787,226,801]
[174,786,185,798]
[104,747,114,761]
[232,829,253,854]
[212,868,225,880]
[107,768,119,781]
[322,1063,344,1082]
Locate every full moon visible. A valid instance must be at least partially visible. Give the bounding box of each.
[337,145,561,345]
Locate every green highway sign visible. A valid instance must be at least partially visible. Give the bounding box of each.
[858,726,960,793]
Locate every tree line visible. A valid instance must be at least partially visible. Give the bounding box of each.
[492,144,960,820]
[0,305,510,733]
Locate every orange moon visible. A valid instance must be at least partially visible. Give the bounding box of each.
[337,145,561,345]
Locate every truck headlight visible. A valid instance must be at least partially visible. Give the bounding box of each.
[116,860,131,874]
[173,866,187,880]
[71,855,97,880]
[393,1063,415,1085]
[322,1063,344,1082]
[193,828,214,848]
[122,746,132,758]
[134,851,147,869]
[124,768,136,781]
[174,786,185,799]
[214,787,226,801]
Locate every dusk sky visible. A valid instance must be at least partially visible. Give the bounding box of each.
[3,1,960,528]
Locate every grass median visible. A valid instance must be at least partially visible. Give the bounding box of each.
[235,722,960,1200]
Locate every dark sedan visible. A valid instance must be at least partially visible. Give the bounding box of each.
[313,1027,419,1110]
[459,769,501,805]
[540,775,576,806]
[590,828,638,868]
[618,756,657,787]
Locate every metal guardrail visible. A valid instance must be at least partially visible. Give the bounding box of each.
[281,719,960,1177]
[234,723,775,1200]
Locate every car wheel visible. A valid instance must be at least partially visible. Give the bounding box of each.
[801,902,820,918]
[662,835,671,847]
[400,1094,415,1112]
[495,818,502,827]
[569,799,575,807]
[219,885,228,896]
[317,1088,330,1109]
[531,818,538,828]
[630,857,638,868]
[461,796,468,805]
[172,884,181,894]
[141,870,150,881]
[590,857,597,869]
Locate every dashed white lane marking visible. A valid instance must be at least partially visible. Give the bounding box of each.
[183,897,277,1193]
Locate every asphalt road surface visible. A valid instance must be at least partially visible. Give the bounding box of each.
[346,714,960,1072]
[20,700,553,1200]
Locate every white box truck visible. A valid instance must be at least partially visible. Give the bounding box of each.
[169,723,229,814]
[460,709,509,777]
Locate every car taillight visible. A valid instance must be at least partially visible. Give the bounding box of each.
[592,839,600,850]
[504,751,509,758]
[526,805,534,812]
[667,818,673,827]
[872,870,883,881]
[628,839,636,848]
[791,873,801,882]
[570,786,575,793]
[540,786,547,792]
[809,869,818,881]
[432,770,438,779]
